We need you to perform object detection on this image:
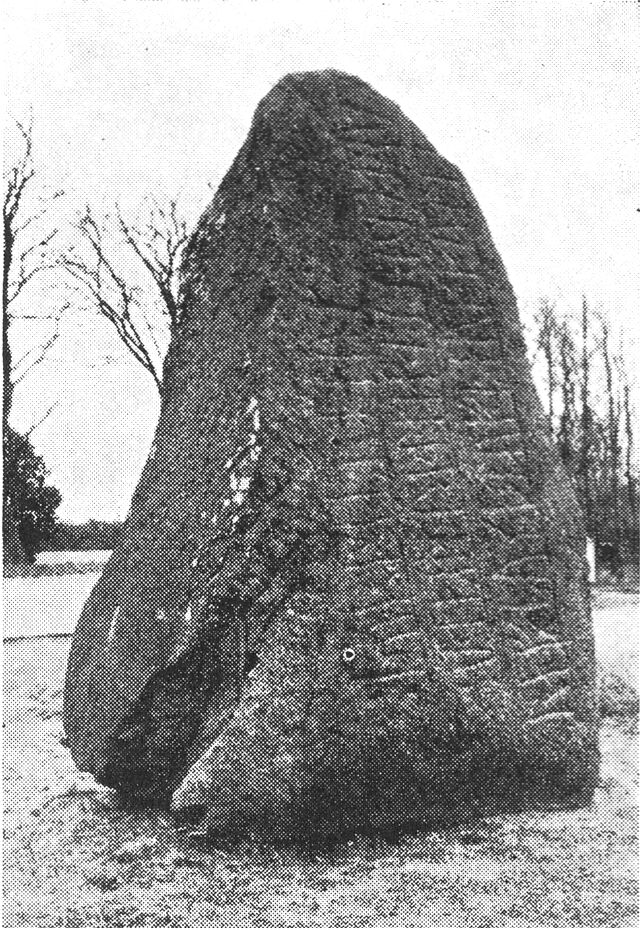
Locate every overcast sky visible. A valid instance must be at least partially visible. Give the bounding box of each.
[3,0,638,522]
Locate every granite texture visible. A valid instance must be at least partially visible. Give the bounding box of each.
[63,70,598,837]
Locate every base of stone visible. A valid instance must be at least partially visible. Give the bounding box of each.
[170,785,596,846]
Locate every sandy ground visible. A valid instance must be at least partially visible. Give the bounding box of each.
[592,590,639,689]
[2,585,638,927]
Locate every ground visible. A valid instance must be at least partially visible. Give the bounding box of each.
[2,577,638,927]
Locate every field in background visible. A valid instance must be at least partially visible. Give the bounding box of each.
[2,572,638,926]
[3,550,112,582]
[35,550,112,567]
[3,573,101,640]
[3,551,109,639]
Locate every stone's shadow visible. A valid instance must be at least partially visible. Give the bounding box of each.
[173,790,593,856]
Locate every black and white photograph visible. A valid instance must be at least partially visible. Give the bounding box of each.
[2,1,638,925]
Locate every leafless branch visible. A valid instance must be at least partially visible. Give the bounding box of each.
[3,119,35,232]
[115,196,188,331]
[60,196,192,393]
[4,119,66,412]
[14,189,63,234]
[25,401,60,437]
[60,210,164,393]
[13,334,59,384]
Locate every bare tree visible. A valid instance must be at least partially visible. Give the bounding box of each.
[620,365,638,557]
[530,295,639,573]
[62,197,189,395]
[577,295,595,538]
[116,199,185,334]
[3,119,63,565]
[597,315,622,573]
[3,119,34,424]
[533,297,558,436]
[557,317,577,472]
[3,121,64,412]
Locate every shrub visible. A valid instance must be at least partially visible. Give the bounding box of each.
[3,426,62,563]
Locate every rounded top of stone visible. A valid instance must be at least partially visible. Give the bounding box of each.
[254,68,415,134]
[272,68,373,91]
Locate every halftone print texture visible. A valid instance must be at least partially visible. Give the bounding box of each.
[4,22,637,922]
[63,71,598,838]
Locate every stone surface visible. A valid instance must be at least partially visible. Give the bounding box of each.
[63,70,598,837]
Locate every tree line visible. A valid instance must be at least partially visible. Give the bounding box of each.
[3,121,638,575]
[49,519,124,552]
[526,297,637,576]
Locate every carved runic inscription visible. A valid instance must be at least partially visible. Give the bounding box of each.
[64,71,598,836]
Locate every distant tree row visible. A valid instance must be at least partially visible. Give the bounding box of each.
[49,519,123,552]
[526,297,638,576]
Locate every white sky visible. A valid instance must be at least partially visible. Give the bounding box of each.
[3,0,639,522]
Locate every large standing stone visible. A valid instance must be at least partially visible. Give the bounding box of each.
[64,70,598,837]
